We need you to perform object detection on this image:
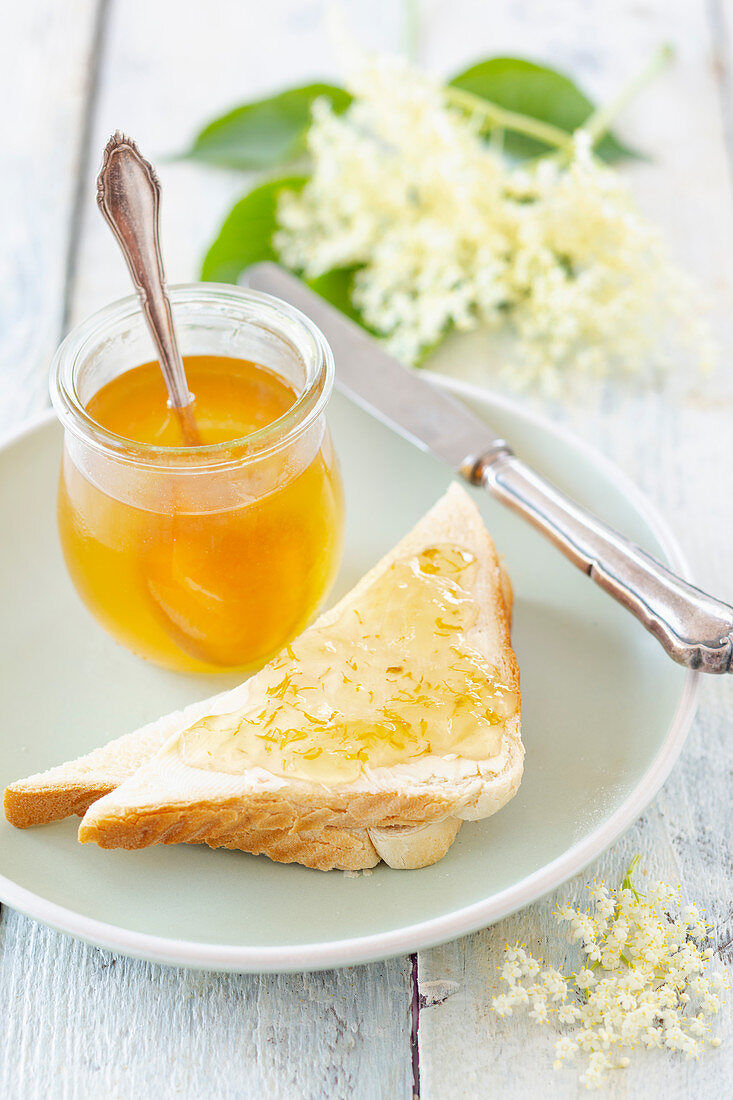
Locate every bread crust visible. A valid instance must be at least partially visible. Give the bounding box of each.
[369,817,462,869]
[212,823,380,871]
[4,783,116,829]
[78,785,455,844]
[81,806,381,871]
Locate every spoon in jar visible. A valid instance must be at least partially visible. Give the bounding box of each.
[96,131,201,446]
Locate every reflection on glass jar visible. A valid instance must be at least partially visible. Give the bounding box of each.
[51,285,344,673]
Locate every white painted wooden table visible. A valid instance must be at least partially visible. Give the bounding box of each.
[1,2,731,1096]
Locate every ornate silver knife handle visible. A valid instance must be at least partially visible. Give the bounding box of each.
[470,446,733,673]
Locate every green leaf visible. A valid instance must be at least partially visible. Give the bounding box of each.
[202,178,373,329]
[449,58,638,162]
[305,267,370,328]
[200,175,307,283]
[184,84,352,170]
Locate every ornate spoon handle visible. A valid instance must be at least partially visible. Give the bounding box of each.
[96,132,200,445]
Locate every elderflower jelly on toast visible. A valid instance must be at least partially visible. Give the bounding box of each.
[174,543,518,783]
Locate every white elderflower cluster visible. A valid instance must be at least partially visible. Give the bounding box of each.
[275,56,712,391]
[491,858,727,1089]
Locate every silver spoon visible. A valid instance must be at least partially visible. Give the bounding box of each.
[96,131,201,446]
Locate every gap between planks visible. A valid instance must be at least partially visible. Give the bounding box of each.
[410,952,420,1099]
[60,0,112,336]
[707,0,733,202]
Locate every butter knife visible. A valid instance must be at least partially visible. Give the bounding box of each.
[246,263,733,674]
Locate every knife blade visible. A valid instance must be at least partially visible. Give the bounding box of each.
[245,264,507,478]
[245,262,733,674]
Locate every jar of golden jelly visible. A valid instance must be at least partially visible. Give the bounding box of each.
[50,284,344,673]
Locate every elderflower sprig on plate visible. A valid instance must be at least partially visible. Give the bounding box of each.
[274,54,713,393]
[491,856,727,1089]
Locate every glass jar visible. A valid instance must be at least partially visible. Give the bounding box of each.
[51,284,344,673]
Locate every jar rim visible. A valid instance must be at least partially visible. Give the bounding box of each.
[50,283,335,471]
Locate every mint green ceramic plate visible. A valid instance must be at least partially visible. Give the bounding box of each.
[0,386,697,972]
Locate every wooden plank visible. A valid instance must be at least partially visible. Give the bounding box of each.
[0,913,412,1099]
[0,0,102,433]
[418,0,733,1095]
[66,0,410,325]
[0,5,413,1100]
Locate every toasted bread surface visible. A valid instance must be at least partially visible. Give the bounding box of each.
[78,484,522,868]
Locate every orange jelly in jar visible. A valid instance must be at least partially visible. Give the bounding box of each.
[51,286,344,673]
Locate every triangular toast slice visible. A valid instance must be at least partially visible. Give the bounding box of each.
[4,686,256,829]
[6,484,522,870]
